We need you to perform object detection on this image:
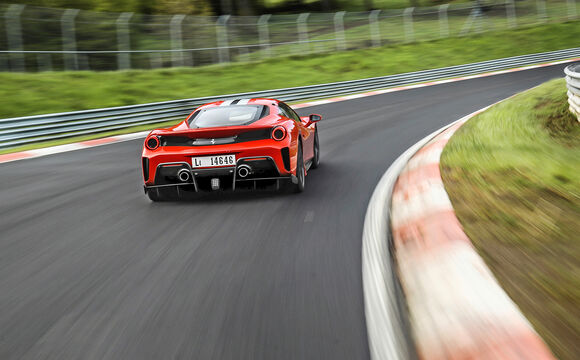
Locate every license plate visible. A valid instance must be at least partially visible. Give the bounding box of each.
[191,154,236,168]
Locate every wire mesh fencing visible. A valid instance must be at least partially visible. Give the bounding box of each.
[0,0,577,72]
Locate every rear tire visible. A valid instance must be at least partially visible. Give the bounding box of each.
[311,128,320,169]
[291,142,306,193]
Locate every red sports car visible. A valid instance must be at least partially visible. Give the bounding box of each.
[142,98,321,201]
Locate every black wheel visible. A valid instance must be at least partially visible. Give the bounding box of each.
[147,187,178,202]
[311,128,320,169]
[291,142,305,193]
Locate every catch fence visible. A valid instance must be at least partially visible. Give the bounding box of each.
[0,0,578,72]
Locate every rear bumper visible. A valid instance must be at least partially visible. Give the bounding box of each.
[142,141,294,191]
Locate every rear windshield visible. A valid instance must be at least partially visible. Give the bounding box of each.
[188,105,268,128]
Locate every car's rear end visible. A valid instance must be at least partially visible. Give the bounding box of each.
[141,100,296,196]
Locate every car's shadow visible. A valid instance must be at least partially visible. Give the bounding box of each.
[146,162,341,205]
[179,187,295,203]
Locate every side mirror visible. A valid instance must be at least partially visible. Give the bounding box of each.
[309,114,322,122]
[303,114,322,127]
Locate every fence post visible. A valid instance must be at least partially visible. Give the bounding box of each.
[116,12,133,70]
[258,14,271,59]
[506,0,517,28]
[61,9,80,71]
[439,4,449,38]
[369,10,381,47]
[404,7,414,43]
[475,2,483,33]
[297,13,310,53]
[334,11,346,51]
[170,14,186,67]
[216,15,231,64]
[4,4,25,72]
[567,0,577,19]
[536,0,547,22]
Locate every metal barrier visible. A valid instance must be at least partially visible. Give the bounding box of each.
[1,47,579,150]
[565,63,580,120]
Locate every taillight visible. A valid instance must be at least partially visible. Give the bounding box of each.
[272,126,286,141]
[145,136,160,150]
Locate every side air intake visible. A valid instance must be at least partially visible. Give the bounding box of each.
[281,147,290,171]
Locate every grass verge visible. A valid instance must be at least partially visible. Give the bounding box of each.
[0,21,579,120]
[440,79,579,359]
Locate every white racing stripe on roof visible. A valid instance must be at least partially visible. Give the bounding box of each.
[221,99,234,106]
[237,99,251,105]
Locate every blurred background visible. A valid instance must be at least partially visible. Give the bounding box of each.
[0,0,576,72]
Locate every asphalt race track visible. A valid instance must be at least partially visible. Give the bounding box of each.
[0,64,568,360]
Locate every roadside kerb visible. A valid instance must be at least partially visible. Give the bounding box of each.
[388,107,554,359]
[362,120,462,360]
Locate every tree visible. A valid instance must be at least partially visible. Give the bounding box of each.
[320,0,333,11]
[236,0,256,16]
[10,0,99,10]
[212,0,261,15]
[220,0,233,14]
[9,0,213,15]
[152,0,213,15]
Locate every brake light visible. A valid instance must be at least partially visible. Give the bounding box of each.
[272,126,286,141]
[145,136,160,150]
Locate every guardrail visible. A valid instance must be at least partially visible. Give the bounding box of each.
[1,47,580,150]
[565,63,580,120]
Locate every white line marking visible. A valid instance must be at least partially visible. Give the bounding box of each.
[115,131,150,140]
[27,143,85,156]
[305,99,333,106]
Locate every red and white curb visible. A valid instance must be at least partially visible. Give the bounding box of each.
[1,57,578,165]
[362,117,470,360]
[388,109,554,359]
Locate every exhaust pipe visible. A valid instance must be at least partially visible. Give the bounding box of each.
[177,169,191,182]
[237,164,252,178]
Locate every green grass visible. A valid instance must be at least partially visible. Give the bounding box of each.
[440,79,580,360]
[0,20,579,122]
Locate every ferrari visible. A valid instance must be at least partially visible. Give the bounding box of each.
[141,98,321,201]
